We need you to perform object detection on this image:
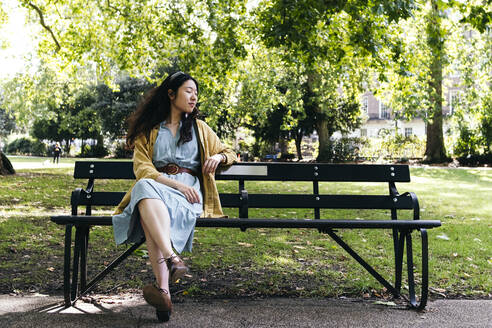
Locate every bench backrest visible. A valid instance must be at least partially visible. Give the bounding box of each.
[71,161,415,218]
[74,161,410,182]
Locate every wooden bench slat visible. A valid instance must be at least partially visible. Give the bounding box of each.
[74,161,134,179]
[74,161,410,182]
[50,215,441,229]
[217,163,410,182]
[73,191,126,206]
[73,192,415,210]
[222,194,415,209]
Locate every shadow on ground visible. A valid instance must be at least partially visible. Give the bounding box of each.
[1,294,492,328]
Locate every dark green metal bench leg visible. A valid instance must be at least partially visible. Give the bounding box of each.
[324,230,400,296]
[63,225,73,308]
[394,230,406,296]
[80,226,89,291]
[78,238,146,299]
[418,229,429,310]
[405,228,429,310]
[70,227,83,302]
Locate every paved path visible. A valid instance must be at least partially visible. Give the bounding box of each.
[1,294,491,327]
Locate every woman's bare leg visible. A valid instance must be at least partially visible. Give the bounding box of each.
[141,220,170,291]
[138,198,173,290]
[138,198,174,257]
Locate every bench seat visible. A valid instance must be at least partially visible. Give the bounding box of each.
[53,215,441,230]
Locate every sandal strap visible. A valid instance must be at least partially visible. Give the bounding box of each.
[157,254,182,271]
[157,253,178,264]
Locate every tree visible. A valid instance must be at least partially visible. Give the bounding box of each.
[31,117,58,142]
[254,0,407,160]
[377,0,491,163]
[234,49,306,159]
[447,11,492,157]
[423,0,448,162]
[7,0,489,164]
[15,0,249,138]
[0,107,16,175]
[95,76,152,139]
[0,107,16,138]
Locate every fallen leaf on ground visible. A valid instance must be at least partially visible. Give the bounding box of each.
[374,301,397,306]
[436,234,450,240]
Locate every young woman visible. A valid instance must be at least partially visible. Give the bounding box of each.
[112,72,236,322]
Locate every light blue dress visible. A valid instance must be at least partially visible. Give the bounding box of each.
[112,121,203,253]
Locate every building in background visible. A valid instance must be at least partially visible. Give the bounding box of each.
[352,86,460,139]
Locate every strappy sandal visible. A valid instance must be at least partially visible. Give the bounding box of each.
[142,284,172,322]
[159,253,188,283]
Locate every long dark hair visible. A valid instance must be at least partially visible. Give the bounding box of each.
[126,71,199,148]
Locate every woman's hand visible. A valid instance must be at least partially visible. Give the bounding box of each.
[202,154,224,174]
[176,182,201,204]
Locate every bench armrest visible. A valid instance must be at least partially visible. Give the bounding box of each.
[400,192,420,220]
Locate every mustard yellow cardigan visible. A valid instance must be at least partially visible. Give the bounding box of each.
[114,119,237,217]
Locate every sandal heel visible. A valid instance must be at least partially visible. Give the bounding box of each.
[166,254,188,283]
[156,309,171,322]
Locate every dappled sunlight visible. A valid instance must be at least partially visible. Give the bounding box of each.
[411,176,440,184]
[412,177,490,193]
[1,165,491,297]
[271,235,289,243]
[261,254,298,268]
[0,205,114,222]
[0,205,67,218]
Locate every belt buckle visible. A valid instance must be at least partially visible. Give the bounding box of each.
[166,163,179,175]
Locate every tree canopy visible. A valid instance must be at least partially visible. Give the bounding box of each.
[0,0,490,163]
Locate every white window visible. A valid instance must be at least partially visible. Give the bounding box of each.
[379,102,390,119]
[405,127,413,137]
[449,90,460,114]
[361,96,369,114]
[360,128,367,137]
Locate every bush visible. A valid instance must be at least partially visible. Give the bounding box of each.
[318,137,367,163]
[113,141,133,159]
[457,153,492,166]
[279,153,295,161]
[359,133,425,161]
[453,125,482,158]
[77,143,108,158]
[6,138,47,156]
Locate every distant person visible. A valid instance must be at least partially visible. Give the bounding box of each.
[53,143,61,164]
[112,71,236,322]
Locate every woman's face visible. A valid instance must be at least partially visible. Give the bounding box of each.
[169,79,198,114]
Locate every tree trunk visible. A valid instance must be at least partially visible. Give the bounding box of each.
[315,118,332,162]
[305,72,333,162]
[425,114,446,162]
[0,151,15,175]
[295,130,303,161]
[65,139,71,154]
[424,0,448,163]
[278,137,288,155]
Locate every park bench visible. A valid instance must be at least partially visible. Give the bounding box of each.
[51,161,441,310]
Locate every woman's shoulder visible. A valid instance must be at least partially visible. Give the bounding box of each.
[135,125,160,144]
[195,118,207,126]
[195,119,213,131]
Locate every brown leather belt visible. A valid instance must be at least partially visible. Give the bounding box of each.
[157,163,197,176]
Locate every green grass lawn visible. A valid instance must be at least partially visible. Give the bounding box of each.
[0,160,490,301]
